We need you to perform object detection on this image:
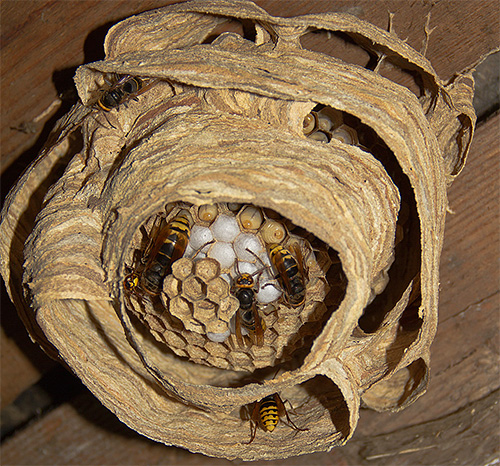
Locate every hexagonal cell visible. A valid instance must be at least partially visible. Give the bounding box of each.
[162,329,188,350]
[193,299,217,324]
[182,276,207,301]
[233,233,264,261]
[155,309,179,334]
[206,355,231,370]
[312,249,333,272]
[204,340,230,359]
[308,130,329,142]
[185,344,209,360]
[182,329,209,346]
[207,242,236,270]
[172,257,193,280]
[194,257,221,282]
[264,328,279,346]
[287,318,303,336]
[317,106,343,133]
[261,312,279,333]
[227,350,253,368]
[197,204,218,224]
[259,218,286,244]
[182,319,206,334]
[188,224,214,252]
[276,304,302,319]
[143,314,166,333]
[207,276,229,301]
[163,274,181,299]
[169,295,194,321]
[211,214,240,242]
[330,124,359,145]
[217,296,239,323]
[238,205,263,230]
[205,318,229,335]
[249,344,276,360]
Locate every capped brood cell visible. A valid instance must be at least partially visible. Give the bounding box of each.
[123,201,346,372]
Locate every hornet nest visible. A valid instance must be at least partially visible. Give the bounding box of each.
[0,0,475,461]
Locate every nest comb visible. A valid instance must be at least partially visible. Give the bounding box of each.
[123,202,336,372]
[0,0,476,461]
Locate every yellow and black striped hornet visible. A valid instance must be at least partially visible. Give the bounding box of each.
[244,393,308,444]
[97,75,156,112]
[140,209,193,295]
[232,269,266,348]
[267,243,307,308]
[124,209,193,296]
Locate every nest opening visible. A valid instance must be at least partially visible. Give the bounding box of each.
[302,375,351,439]
[299,28,429,99]
[203,17,258,44]
[232,374,350,446]
[300,29,372,69]
[362,357,429,411]
[356,181,421,335]
[122,201,343,373]
[337,116,423,335]
[301,103,422,337]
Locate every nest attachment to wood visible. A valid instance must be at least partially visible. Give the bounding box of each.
[0,0,476,461]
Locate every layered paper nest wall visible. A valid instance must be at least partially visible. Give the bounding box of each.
[0,0,476,460]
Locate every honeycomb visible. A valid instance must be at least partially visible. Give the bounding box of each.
[124,201,344,371]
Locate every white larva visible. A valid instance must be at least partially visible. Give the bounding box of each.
[260,219,286,244]
[239,205,263,230]
[198,204,218,223]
